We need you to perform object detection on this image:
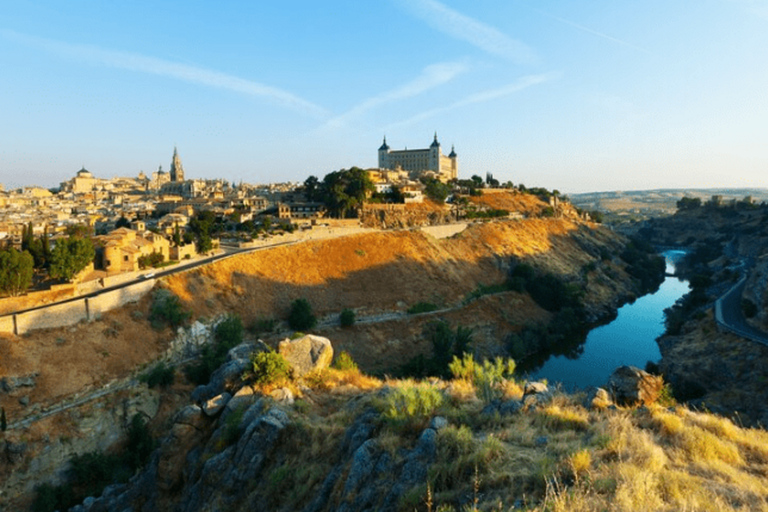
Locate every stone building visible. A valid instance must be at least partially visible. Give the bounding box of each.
[377,134,458,182]
[170,147,185,182]
[95,227,171,274]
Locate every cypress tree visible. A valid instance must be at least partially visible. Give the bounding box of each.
[1,407,7,432]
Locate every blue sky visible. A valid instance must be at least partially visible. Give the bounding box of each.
[2,0,767,193]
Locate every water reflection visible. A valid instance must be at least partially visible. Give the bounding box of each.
[525,251,689,391]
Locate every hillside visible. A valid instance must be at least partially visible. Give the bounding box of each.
[0,192,663,509]
[30,350,768,512]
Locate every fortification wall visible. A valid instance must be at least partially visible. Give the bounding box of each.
[420,223,468,240]
[88,279,155,318]
[14,299,88,334]
[0,279,156,335]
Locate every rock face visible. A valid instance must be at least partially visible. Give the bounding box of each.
[608,366,663,406]
[278,334,333,377]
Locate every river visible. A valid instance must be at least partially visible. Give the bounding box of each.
[528,250,689,390]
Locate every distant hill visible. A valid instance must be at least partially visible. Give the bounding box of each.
[569,188,768,225]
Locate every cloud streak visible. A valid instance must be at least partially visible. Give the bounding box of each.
[386,72,559,129]
[321,61,469,130]
[0,29,328,118]
[534,10,650,53]
[395,0,537,64]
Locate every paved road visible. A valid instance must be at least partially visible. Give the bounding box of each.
[715,275,768,347]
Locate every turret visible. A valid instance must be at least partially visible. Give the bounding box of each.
[378,136,391,169]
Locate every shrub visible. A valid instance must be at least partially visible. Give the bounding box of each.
[332,351,358,371]
[742,298,758,318]
[449,354,516,404]
[381,383,444,423]
[140,362,175,388]
[215,314,244,347]
[250,350,292,386]
[340,308,356,327]
[407,302,439,315]
[250,316,276,334]
[1,407,6,431]
[288,298,317,331]
[149,289,190,329]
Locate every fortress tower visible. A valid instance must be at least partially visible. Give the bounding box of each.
[170,147,185,182]
[377,134,457,182]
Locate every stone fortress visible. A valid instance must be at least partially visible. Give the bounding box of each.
[377,133,458,183]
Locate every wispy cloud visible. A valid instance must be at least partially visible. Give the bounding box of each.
[0,29,328,118]
[534,10,650,53]
[320,61,469,130]
[395,0,537,64]
[386,72,559,129]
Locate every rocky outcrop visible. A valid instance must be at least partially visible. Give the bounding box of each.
[608,366,663,406]
[278,334,333,377]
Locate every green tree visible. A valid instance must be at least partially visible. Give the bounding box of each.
[0,248,34,296]
[1,406,7,431]
[288,298,317,331]
[340,308,355,327]
[49,237,95,282]
[421,177,451,204]
[115,216,131,229]
[303,175,320,201]
[319,167,375,218]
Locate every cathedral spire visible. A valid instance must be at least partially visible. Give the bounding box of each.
[170,146,185,182]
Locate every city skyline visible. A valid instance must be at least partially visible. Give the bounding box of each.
[2,1,767,193]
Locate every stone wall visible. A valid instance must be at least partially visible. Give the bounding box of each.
[0,279,156,335]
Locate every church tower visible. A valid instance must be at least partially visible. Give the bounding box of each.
[170,147,185,182]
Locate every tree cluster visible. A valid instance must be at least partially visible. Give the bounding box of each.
[303,167,375,218]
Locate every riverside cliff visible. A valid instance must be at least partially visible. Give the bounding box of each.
[1,191,666,510]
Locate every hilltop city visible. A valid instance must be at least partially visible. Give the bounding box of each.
[0,135,550,296]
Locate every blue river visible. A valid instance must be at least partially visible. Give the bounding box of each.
[528,251,689,390]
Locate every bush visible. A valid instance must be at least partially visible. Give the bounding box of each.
[332,351,358,371]
[449,353,516,403]
[288,298,317,331]
[250,316,276,334]
[140,362,175,388]
[250,350,292,386]
[149,289,190,329]
[215,314,244,347]
[380,383,444,423]
[340,308,356,327]
[741,299,758,318]
[407,302,439,315]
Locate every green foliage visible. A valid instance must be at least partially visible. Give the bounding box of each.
[677,196,702,210]
[619,237,666,294]
[185,314,242,385]
[288,298,317,331]
[149,289,190,329]
[250,350,292,385]
[0,247,34,296]
[380,383,444,423]
[189,211,217,253]
[33,413,154,512]
[249,316,276,334]
[49,236,95,282]
[464,208,508,220]
[401,322,473,378]
[449,354,516,403]
[316,166,375,218]
[215,314,244,346]
[1,406,6,431]
[421,177,451,204]
[407,302,439,314]
[115,215,131,228]
[332,350,358,371]
[140,362,175,388]
[222,404,247,446]
[464,282,509,303]
[137,250,164,269]
[339,308,356,327]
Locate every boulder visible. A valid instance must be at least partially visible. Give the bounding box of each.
[269,387,294,405]
[584,387,613,410]
[608,366,664,406]
[278,334,333,377]
[202,393,231,417]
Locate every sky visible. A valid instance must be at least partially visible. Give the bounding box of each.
[1,0,767,193]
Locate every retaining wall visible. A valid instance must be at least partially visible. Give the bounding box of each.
[88,279,155,318]
[14,299,88,334]
[420,223,468,240]
[0,279,156,336]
